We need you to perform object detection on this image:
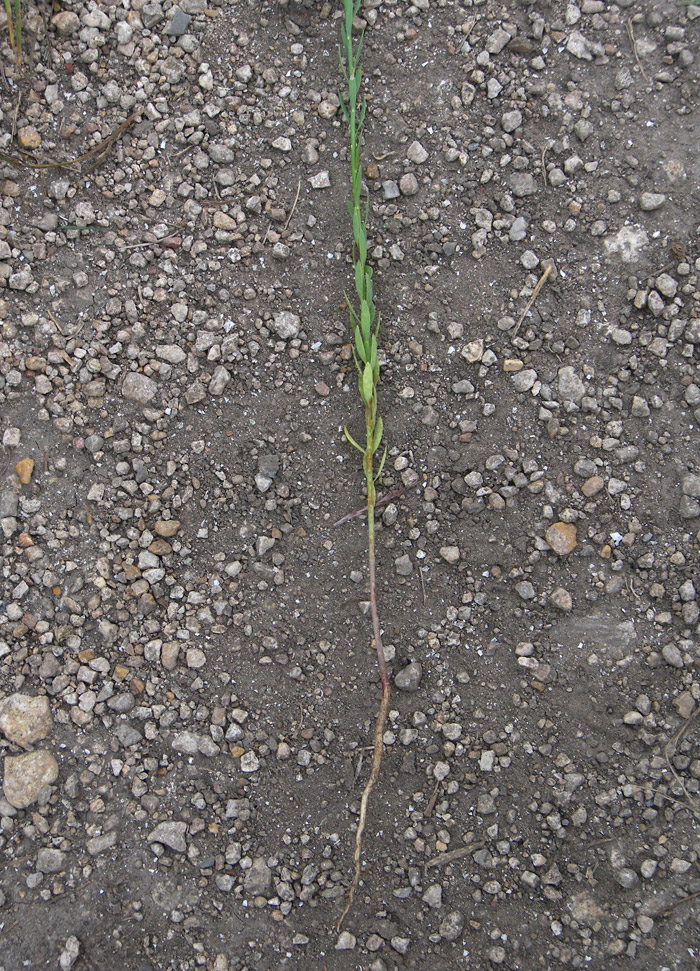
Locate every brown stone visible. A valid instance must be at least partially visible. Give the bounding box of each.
[550,587,573,612]
[545,522,577,556]
[15,458,35,484]
[213,212,237,231]
[155,519,181,537]
[51,10,80,36]
[18,126,41,150]
[582,475,605,497]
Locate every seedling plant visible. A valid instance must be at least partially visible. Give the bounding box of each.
[3,0,22,65]
[337,0,391,929]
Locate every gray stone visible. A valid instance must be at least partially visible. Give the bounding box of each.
[122,372,157,404]
[172,731,200,754]
[558,365,586,404]
[604,226,649,262]
[512,369,537,392]
[501,110,522,132]
[272,136,292,152]
[679,496,700,519]
[395,662,422,692]
[614,867,639,889]
[335,931,356,950]
[477,793,497,814]
[0,693,52,746]
[0,490,19,518]
[439,545,460,564]
[439,910,464,941]
[116,722,143,747]
[157,344,186,364]
[36,848,66,873]
[567,31,593,60]
[639,192,666,211]
[86,830,118,856]
[382,180,400,200]
[406,140,428,164]
[149,821,188,852]
[209,365,231,396]
[423,884,443,908]
[391,937,411,955]
[59,936,80,971]
[575,119,594,142]
[662,644,683,668]
[509,217,528,241]
[486,27,511,54]
[399,173,419,196]
[165,9,192,36]
[509,172,537,197]
[395,554,413,576]
[308,171,331,189]
[244,857,272,896]
[273,311,300,339]
[681,474,700,498]
[515,581,536,600]
[655,273,677,298]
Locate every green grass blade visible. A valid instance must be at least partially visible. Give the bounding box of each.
[374,446,387,481]
[355,328,368,363]
[344,426,364,452]
[373,417,383,454]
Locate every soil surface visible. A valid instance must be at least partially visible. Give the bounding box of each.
[1,1,699,969]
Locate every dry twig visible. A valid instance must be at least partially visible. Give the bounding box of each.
[626,20,649,82]
[512,263,553,337]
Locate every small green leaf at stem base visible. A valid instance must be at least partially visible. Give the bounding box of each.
[373,416,383,454]
[374,446,388,482]
[344,426,364,452]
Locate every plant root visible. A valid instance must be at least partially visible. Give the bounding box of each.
[512,262,553,337]
[337,679,391,931]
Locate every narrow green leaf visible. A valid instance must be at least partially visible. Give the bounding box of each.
[360,300,371,352]
[353,207,362,245]
[358,233,367,266]
[344,426,364,452]
[356,32,365,66]
[362,362,373,403]
[374,445,387,482]
[373,416,383,454]
[344,293,359,327]
[365,267,373,305]
[370,333,377,367]
[355,327,368,362]
[358,97,367,131]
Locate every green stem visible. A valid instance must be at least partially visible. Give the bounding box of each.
[365,402,389,691]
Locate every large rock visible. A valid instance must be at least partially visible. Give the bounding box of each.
[3,750,59,809]
[395,662,423,691]
[122,372,157,404]
[0,693,52,746]
[149,821,188,853]
[273,311,300,339]
[558,366,585,404]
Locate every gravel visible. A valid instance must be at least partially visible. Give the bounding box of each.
[0,0,699,968]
